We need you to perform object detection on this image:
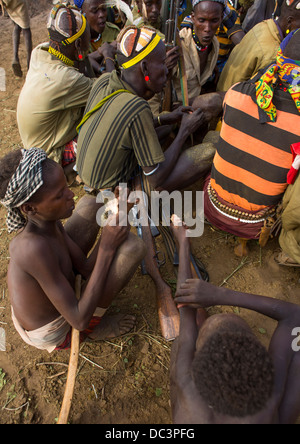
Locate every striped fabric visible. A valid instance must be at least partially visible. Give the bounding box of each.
[211,76,300,212]
[76,71,165,190]
[216,3,242,59]
[1,148,47,233]
[119,27,156,57]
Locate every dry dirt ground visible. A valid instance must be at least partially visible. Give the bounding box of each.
[0,0,299,425]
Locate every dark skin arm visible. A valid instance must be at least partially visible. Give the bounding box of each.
[175,280,300,424]
[143,108,206,190]
[88,42,116,75]
[62,187,133,279]
[170,221,210,424]
[165,46,180,72]
[230,30,245,45]
[14,212,130,332]
[153,105,194,128]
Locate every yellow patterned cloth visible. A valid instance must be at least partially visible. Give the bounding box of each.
[255,31,300,122]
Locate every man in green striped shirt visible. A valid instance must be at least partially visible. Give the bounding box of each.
[76,26,213,192]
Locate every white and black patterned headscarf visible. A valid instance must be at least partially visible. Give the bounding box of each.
[1,148,47,233]
[192,0,226,8]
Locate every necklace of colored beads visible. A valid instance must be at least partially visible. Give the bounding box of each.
[91,33,102,43]
[192,28,208,52]
[48,46,74,67]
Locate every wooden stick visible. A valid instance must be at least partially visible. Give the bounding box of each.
[57,275,81,425]
[134,176,180,341]
[176,31,189,107]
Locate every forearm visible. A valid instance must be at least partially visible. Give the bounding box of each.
[75,246,116,329]
[178,306,198,348]
[153,112,173,128]
[177,239,192,291]
[87,57,102,77]
[177,237,198,345]
[148,126,190,189]
[207,285,299,323]
[103,57,115,72]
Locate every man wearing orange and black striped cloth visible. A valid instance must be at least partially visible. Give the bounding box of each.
[203,28,300,251]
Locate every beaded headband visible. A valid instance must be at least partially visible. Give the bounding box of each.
[118,27,161,70]
[47,4,87,46]
[121,34,161,69]
[286,0,300,8]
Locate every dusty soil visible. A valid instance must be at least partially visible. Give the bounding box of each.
[0,0,299,425]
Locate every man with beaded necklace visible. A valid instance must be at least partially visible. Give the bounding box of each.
[172,0,224,105]
[149,0,224,118]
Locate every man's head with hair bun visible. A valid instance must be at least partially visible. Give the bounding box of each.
[116,25,159,68]
[47,3,89,55]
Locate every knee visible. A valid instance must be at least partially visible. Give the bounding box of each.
[76,195,103,220]
[124,232,147,263]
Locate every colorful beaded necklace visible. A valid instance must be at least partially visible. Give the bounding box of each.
[192,28,208,52]
[91,33,102,43]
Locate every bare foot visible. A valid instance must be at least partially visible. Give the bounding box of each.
[274,251,300,267]
[12,62,22,77]
[88,314,136,340]
[234,238,249,257]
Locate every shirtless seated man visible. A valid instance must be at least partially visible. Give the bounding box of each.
[170,219,300,424]
[0,148,146,353]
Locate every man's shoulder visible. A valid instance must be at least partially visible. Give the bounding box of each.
[105,21,121,31]
[227,78,255,95]
[179,26,192,42]
[104,21,121,38]
[31,43,89,84]
[250,18,279,40]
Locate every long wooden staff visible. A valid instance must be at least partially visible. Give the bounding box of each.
[175,31,189,107]
[57,275,81,425]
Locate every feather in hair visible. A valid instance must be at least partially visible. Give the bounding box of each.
[104,0,134,23]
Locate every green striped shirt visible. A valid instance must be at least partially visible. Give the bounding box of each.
[76,71,165,189]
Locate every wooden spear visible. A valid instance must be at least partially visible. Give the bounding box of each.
[57,275,81,425]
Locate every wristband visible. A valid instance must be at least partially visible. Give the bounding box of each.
[105,57,115,64]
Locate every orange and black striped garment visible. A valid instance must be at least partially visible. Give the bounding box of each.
[211,75,300,212]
